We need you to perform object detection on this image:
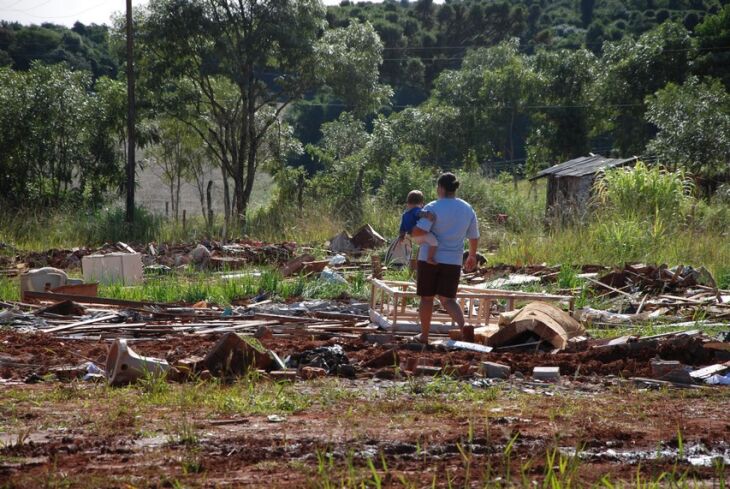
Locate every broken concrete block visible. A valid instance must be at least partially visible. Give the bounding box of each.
[270,370,298,382]
[448,329,463,341]
[405,357,419,372]
[414,365,442,376]
[650,358,693,383]
[532,366,560,381]
[175,355,204,375]
[363,348,399,369]
[443,364,471,377]
[202,333,271,377]
[482,361,511,379]
[300,366,327,379]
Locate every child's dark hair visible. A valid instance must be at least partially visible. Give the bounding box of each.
[437,172,460,193]
[406,190,425,205]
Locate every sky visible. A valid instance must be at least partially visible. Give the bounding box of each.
[0,0,352,27]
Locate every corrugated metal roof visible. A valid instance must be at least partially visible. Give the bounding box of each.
[531,155,638,180]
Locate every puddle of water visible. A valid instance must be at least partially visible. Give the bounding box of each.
[560,443,730,467]
[133,434,168,449]
[0,431,50,447]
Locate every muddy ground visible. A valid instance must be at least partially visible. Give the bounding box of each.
[1,330,729,487]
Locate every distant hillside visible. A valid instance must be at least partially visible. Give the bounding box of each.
[0,21,117,78]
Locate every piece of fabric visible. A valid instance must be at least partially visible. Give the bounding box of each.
[416,198,479,266]
[416,261,462,298]
[399,207,423,234]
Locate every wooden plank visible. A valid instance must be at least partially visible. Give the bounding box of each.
[43,314,119,333]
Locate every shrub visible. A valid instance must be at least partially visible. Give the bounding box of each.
[593,162,693,220]
[377,154,436,205]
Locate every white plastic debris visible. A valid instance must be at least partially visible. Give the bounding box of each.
[328,254,347,266]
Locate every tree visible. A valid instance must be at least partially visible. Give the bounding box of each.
[526,48,597,174]
[596,22,693,156]
[137,0,389,226]
[646,77,730,181]
[147,118,206,221]
[0,63,125,207]
[581,0,595,27]
[432,39,541,170]
[695,5,730,89]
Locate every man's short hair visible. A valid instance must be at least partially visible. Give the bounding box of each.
[406,190,425,205]
[437,172,460,193]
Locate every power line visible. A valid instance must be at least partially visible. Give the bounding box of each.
[7,0,54,14]
[293,100,644,110]
[0,1,108,20]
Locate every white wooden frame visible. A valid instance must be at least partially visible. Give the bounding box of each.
[369,278,574,334]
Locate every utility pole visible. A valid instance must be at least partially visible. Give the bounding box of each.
[125,0,136,223]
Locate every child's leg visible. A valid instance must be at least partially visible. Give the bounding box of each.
[412,233,439,264]
[411,232,438,246]
[427,244,438,265]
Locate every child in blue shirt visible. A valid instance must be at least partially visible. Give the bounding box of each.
[398,190,439,265]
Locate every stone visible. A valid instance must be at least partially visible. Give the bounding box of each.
[336,364,356,378]
[300,366,327,380]
[532,366,560,381]
[254,326,273,341]
[363,348,400,369]
[651,358,693,383]
[482,361,511,380]
[190,244,211,267]
[374,367,398,379]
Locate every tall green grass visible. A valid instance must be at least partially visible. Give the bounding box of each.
[2,165,729,279]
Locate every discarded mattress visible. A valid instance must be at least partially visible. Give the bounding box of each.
[487,301,585,350]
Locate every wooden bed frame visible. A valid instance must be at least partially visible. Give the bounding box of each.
[369,278,574,334]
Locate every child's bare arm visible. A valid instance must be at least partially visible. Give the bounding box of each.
[420,210,436,222]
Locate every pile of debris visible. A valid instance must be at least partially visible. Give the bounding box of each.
[0,239,298,276]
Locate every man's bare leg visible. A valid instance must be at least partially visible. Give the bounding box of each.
[418,296,434,343]
[438,295,472,340]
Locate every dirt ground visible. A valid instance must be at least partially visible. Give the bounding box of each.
[1,330,729,487]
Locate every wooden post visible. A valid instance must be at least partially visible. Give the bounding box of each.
[124,0,135,224]
[182,209,186,232]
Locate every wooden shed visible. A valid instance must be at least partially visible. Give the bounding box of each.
[530,154,638,222]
